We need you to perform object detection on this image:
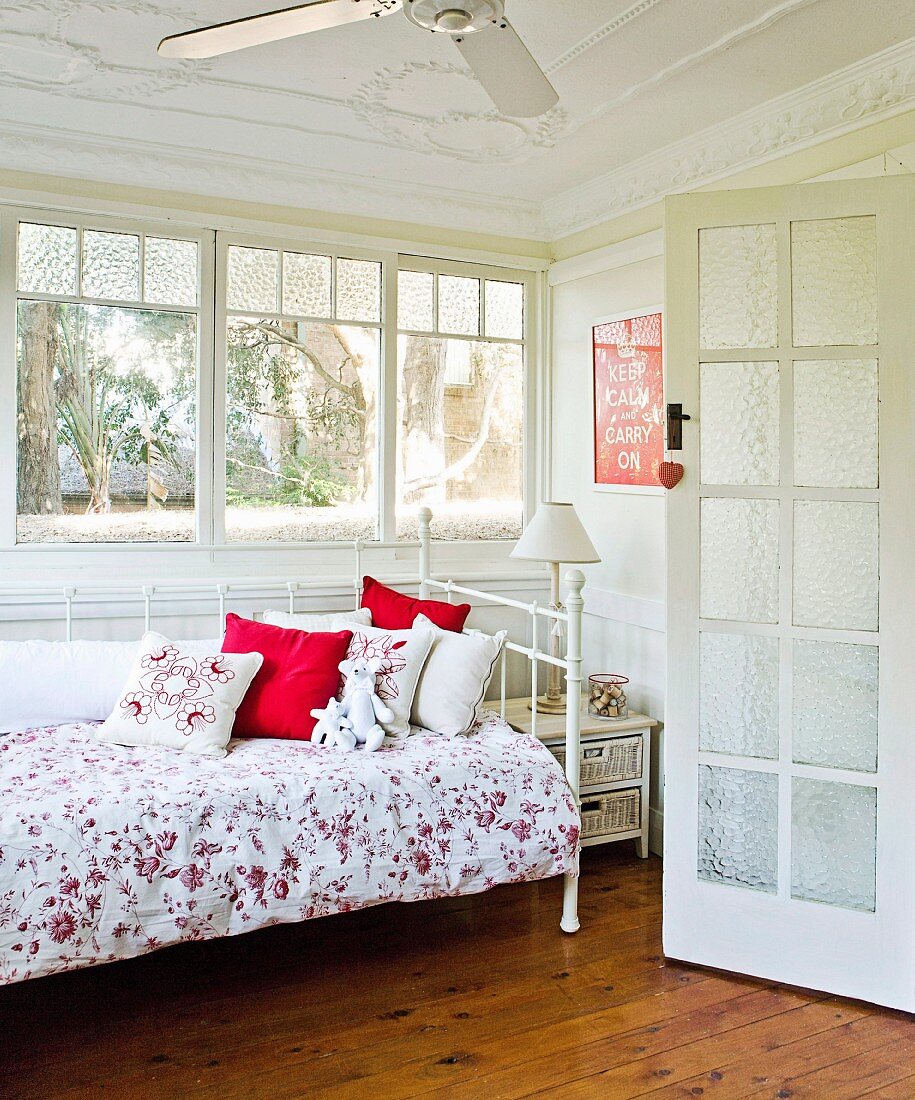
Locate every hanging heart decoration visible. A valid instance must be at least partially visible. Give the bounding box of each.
[657,461,685,490]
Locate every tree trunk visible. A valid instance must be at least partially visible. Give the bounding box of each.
[400,337,447,505]
[17,302,62,515]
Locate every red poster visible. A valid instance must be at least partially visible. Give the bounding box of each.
[593,311,664,488]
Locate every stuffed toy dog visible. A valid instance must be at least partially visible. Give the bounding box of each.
[337,656,394,753]
[310,696,356,750]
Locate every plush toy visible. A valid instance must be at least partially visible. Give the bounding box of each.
[337,656,394,753]
[310,696,356,751]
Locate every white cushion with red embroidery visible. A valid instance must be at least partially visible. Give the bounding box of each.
[97,632,263,757]
[337,621,434,739]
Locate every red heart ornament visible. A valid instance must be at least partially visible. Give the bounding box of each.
[658,461,684,490]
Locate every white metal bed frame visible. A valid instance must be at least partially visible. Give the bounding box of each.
[0,507,585,933]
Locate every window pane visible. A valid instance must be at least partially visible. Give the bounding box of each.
[16,302,197,543]
[283,251,331,318]
[225,319,378,542]
[438,275,480,335]
[18,223,77,296]
[484,280,523,340]
[699,224,777,349]
[82,230,141,301]
[396,336,522,540]
[145,237,199,307]
[227,245,278,313]
[336,258,381,323]
[397,270,434,332]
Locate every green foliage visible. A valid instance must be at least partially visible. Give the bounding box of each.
[226,454,351,508]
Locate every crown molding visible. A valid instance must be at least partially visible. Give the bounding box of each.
[544,37,915,239]
[0,120,549,240]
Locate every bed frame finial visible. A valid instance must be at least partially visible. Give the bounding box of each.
[417,507,433,599]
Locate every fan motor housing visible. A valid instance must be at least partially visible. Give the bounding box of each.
[404,0,504,35]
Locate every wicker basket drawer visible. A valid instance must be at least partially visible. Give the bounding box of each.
[550,733,643,785]
[580,788,641,840]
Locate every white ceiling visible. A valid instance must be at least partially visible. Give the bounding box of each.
[1,0,914,240]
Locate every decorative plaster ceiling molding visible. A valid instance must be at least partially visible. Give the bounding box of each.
[543,37,915,239]
[0,121,548,239]
[545,0,665,74]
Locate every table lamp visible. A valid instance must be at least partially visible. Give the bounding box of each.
[511,501,599,714]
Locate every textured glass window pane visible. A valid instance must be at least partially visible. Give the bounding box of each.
[699,224,777,349]
[792,778,876,910]
[700,633,779,758]
[700,361,779,485]
[794,501,878,630]
[227,246,278,313]
[225,320,377,543]
[283,251,331,318]
[144,237,199,307]
[438,275,480,335]
[485,280,524,340]
[397,270,434,331]
[698,765,778,892]
[792,217,877,347]
[794,359,878,488]
[81,231,140,301]
[16,302,197,544]
[396,335,522,541]
[17,223,77,295]
[701,498,779,623]
[793,640,878,773]
[336,258,381,323]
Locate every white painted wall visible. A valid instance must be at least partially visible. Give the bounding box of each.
[550,249,667,851]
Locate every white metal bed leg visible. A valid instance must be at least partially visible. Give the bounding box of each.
[561,569,585,934]
[417,507,432,599]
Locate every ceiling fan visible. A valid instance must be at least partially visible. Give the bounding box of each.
[158,0,558,118]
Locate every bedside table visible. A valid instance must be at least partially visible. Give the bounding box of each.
[502,696,656,858]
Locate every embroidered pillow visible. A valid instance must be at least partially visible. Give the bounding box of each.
[262,607,371,632]
[410,615,507,738]
[360,576,470,633]
[338,621,434,739]
[223,614,353,741]
[97,633,262,758]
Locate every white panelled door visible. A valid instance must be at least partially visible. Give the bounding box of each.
[663,177,915,1010]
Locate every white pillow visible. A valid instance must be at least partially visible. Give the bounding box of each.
[262,607,372,631]
[410,615,507,737]
[0,637,224,734]
[338,621,434,739]
[97,632,262,758]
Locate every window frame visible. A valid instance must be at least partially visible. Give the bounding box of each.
[0,203,541,567]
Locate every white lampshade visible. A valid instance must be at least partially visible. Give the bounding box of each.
[511,502,600,564]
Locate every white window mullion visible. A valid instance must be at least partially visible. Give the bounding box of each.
[196,229,218,549]
[211,232,229,547]
[379,254,399,543]
[0,209,18,547]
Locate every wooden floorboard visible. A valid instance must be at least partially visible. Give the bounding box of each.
[0,845,911,1099]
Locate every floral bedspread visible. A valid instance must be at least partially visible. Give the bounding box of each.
[0,711,579,985]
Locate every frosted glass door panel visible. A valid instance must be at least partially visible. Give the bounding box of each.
[700,498,779,623]
[793,640,878,772]
[793,501,878,630]
[700,633,779,758]
[699,225,777,349]
[698,765,778,892]
[792,778,876,911]
[794,360,878,488]
[791,217,878,347]
[700,362,779,485]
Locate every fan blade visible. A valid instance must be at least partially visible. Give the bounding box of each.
[158,0,401,59]
[454,18,558,118]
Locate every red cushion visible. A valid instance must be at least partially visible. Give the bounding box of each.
[222,614,352,741]
[360,575,470,633]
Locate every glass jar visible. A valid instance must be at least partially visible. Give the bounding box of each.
[588,674,629,720]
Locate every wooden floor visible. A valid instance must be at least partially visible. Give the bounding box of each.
[1,846,913,1100]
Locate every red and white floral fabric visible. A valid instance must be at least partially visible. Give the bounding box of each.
[97,632,263,757]
[0,711,579,986]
